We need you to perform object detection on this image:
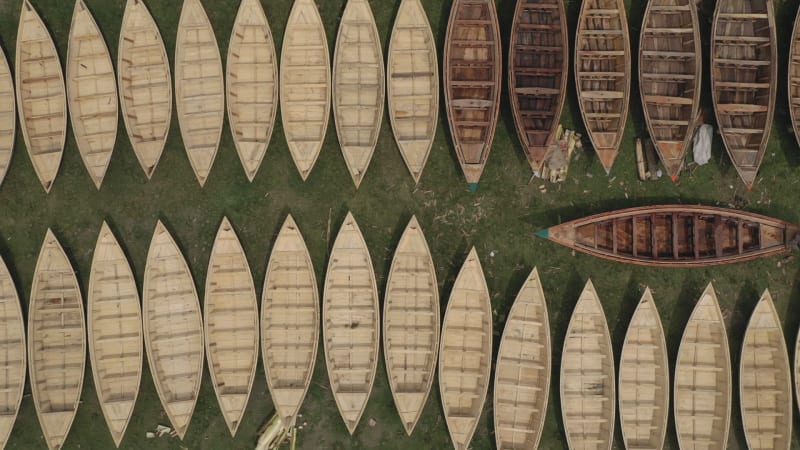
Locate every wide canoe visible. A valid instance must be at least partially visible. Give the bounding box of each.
[0,48,13,188]
[0,255,24,450]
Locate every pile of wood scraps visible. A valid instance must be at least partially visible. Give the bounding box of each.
[538,126,583,183]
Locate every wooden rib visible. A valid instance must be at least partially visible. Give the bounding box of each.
[0,47,15,188]
[387,0,438,184]
[226,0,278,182]
[16,0,67,193]
[439,247,491,450]
[88,222,142,447]
[143,221,203,440]
[280,0,330,180]
[28,230,85,450]
[493,267,550,450]
[262,214,319,429]
[0,255,25,450]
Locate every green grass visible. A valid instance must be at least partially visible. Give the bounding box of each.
[0,0,798,448]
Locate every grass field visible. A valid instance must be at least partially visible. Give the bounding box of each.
[0,0,798,448]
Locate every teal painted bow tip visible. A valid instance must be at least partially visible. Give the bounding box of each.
[534,228,549,239]
[468,182,478,192]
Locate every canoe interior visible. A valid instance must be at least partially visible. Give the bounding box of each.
[790,10,800,147]
[0,49,13,188]
[0,256,24,450]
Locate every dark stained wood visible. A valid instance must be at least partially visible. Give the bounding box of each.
[789,7,800,150]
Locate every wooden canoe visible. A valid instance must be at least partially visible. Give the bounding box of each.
[323,212,379,434]
[639,0,701,180]
[118,0,171,179]
[493,267,550,450]
[0,255,25,450]
[509,0,568,174]
[618,288,668,450]
[226,0,278,182]
[0,48,14,188]
[790,10,800,149]
[383,216,439,435]
[204,217,258,436]
[67,0,118,189]
[29,230,85,450]
[535,205,799,267]
[261,214,319,429]
[711,0,776,188]
[88,222,142,447]
[560,279,614,450]
[387,0,438,184]
[280,0,330,180]
[674,283,731,450]
[439,247,491,450]
[443,0,501,190]
[16,0,67,193]
[143,221,203,440]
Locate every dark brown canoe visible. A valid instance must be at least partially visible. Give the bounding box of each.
[535,205,798,267]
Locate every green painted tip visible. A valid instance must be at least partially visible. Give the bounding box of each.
[534,228,549,239]
[468,183,478,192]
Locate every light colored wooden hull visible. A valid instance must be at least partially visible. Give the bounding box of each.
[0,48,15,188]
[0,255,25,450]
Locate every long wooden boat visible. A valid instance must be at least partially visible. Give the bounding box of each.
[560,279,614,450]
[280,0,330,180]
[618,288,668,450]
[711,0,776,188]
[118,0,171,179]
[29,230,85,450]
[143,221,203,440]
[639,0,701,181]
[204,217,258,436]
[439,247,491,450]
[0,48,15,188]
[261,214,319,429]
[67,0,118,189]
[16,0,67,193]
[226,0,278,182]
[443,0,501,190]
[535,205,799,267]
[384,216,439,436]
[674,283,731,450]
[323,212,379,434]
[509,0,568,174]
[790,10,800,148]
[0,255,25,450]
[493,267,550,450]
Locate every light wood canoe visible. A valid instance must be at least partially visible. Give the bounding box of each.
[0,47,15,188]
[29,230,85,450]
[674,283,731,450]
[618,288,668,450]
[493,267,550,450]
[67,0,118,189]
[88,222,142,447]
[143,221,203,440]
[509,0,568,174]
[226,0,278,182]
[204,217,258,436]
[443,0,501,190]
[0,255,25,450]
[439,247,491,450]
[16,0,67,193]
[323,212,379,434]
[261,214,319,429]
[639,0,701,181]
[790,9,800,149]
[383,216,439,436]
[118,0,171,179]
[387,0,438,184]
[711,0,776,188]
[280,0,330,180]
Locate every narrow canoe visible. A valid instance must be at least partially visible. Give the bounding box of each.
[674,283,731,450]
[29,230,85,450]
[384,216,439,435]
[143,221,203,439]
[0,255,25,450]
[535,205,799,267]
[67,0,118,189]
[443,0,501,190]
[387,0,438,184]
[790,9,800,148]
[118,0,171,178]
[280,0,330,180]
[639,0,701,180]
[16,0,67,193]
[261,214,319,429]
[618,288,668,450]
[204,217,258,436]
[711,0,776,188]
[226,0,278,182]
[509,0,568,174]
[439,247,491,450]
[0,48,15,188]
[88,222,142,447]
[560,279,614,450]
[493,267,550,450]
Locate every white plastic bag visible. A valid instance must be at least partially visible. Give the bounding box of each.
[692,124,713,165]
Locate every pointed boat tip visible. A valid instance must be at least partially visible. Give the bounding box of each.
[746,184,754,191]
[670,175,678,183]
[467,182,478,192]
[533,228,549,239]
